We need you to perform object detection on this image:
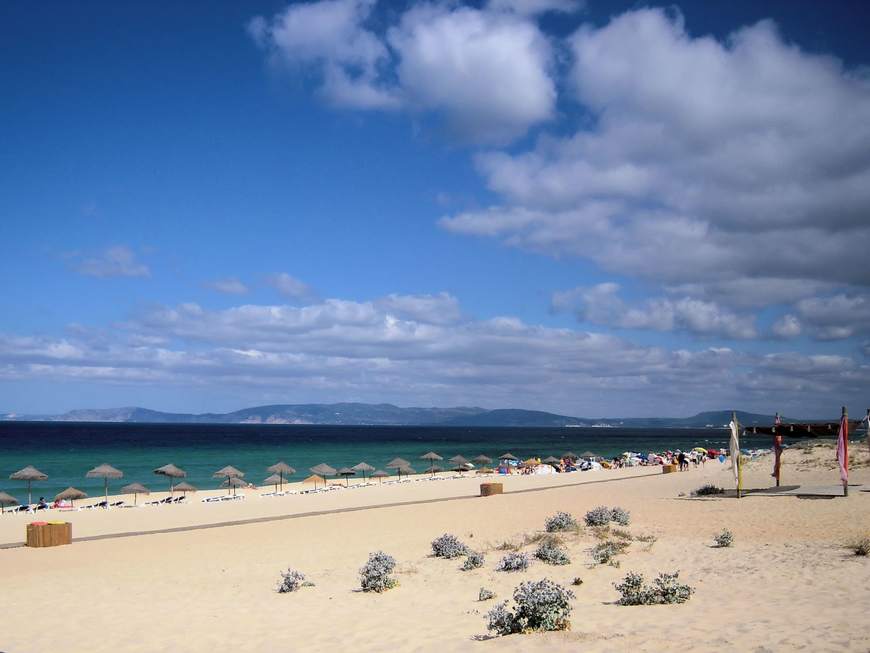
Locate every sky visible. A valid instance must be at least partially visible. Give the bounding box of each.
[2,0,870,418]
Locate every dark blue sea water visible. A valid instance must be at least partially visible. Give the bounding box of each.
[0,422,799,503]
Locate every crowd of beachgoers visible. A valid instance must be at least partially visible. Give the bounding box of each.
[0,445,763,515]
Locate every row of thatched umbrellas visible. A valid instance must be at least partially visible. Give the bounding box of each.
[1,451,594,511]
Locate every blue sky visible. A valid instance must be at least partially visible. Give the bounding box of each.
[2,0,869,418]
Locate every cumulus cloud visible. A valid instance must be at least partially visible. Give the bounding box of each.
[249,0,556,142]
[73,245,150,278]
[771,314,801,339]
[553,283,757,339]
[374,292,461,325]
[267,273,313,300]
[442,8,870,303]
[208,278,249,295]
[388,5,555,142]
[487,0,583,16]
[793,293,870,340]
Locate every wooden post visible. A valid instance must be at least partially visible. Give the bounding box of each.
[774,412,782,487]
[842,406,849,497]
[865,409,869,459]
[733,411,742,499]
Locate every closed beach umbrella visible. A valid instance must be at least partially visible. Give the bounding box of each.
[473,455,492,465]
[213,466,244,494]
[263,473,283,492]
[386,457,411,481]
[310,463,337,486]
[121,482,149,506]
[372,470,389,484]
[352,462,375,481]
[0,491,18,514]
[10,465,48,506]
[153,464,186,496]
[303,474,324,489]
[337,467,356,487]
[55,486,87,508]
[266,462,296,492]
[86,464,123,508]
[174,481,197,496]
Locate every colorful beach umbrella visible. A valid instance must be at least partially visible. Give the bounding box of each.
[10,465,48,506]
[85,464,123,508]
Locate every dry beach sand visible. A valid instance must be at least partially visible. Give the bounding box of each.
[2,442,869,653]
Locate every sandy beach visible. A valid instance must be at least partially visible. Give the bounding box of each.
[2,442,869,653]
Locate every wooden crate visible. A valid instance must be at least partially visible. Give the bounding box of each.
[26,521,71,547]
[480,482,503,497]
[662,464,678,474]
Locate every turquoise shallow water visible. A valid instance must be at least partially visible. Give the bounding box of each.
[0,421,796,504]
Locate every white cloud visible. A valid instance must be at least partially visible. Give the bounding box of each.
[553,283,757,339]
[267,273,313,300]
[388,5,555,142]
[73,245,150,278]
[249,1,557,142]
[442,8,870,296]
[793,293,870,340]
[771,314,801,339]
[374,292,462,325]
[208,278,249,295]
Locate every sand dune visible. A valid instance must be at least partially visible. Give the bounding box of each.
[2,444,868,652]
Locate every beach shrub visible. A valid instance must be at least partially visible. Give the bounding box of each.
[485,601,517,636]
[462,551,485,571]
[571,577,584,586]
[485,579,575,635]
[545,511,578,532]
[431,533,468,559]
[591,540,628,565]
[610,507,631,526]
[713,529,734,548]
[478,587,496,601]
[584,506,613,527]
[496,552,530,572]
[535,537,570,566]
[694,484,725,496]
[614,571,693,605]
[276,568,311,593]
[849,536,870,557]
[359,551,398,593]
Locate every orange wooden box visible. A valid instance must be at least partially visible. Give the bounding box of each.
[480,482,504,497]
[662,464,678,474]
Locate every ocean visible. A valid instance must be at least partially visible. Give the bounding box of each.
[0,421,799,503]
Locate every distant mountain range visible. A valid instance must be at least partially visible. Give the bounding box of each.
[0,403,788,428]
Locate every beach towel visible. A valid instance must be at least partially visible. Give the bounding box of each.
[729,419,740,489]
[836,413,848,483]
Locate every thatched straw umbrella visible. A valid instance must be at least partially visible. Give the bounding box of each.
[174,481,197,497]
[121,482,150,506]
[302,474,324,489]
[351,462,375,481]
[398,465,415,479]
[86,464,123,508]
[10,465,48,506]
[543,455,560,465]
[310,463,337,486]
[371,470,389,484]
[420,451,442,464]
[386,458,411,481]
[425,465,443,477]
[337,467,356,487]
[579,451,598,460]
[221,476,247,495]
[562,451,579,461]
[499,452,517,461]
[213,466,244,494]
[266,462,296,492]
[0,491,19,514]
[449,455,469,474]
[263,474,283,492]
[473,455,492,466]
[153,464,186,496]
[55,486,87,508]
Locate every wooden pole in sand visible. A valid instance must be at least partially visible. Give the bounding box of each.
[732,410,742,499]
[842,406,849,497]
[865,409,869,459]
[774,412,782,487]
